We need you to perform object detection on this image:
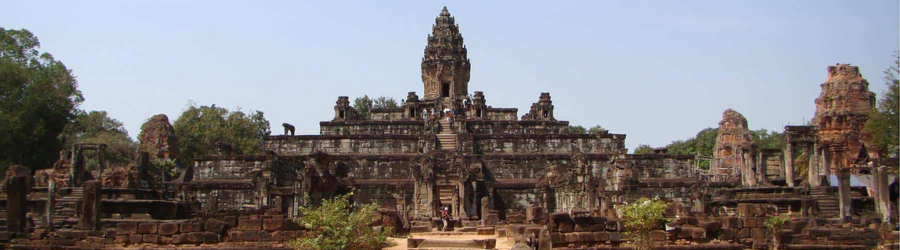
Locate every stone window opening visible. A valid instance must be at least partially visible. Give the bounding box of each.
[542,110,548,118]
[339,110,345,119]
[476,108,482,117]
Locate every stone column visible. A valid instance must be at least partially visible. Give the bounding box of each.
[784,143,794,187]
[837,168,852,222]
[46,180,56,231]
[70,147,82,187]
[807,145,821,187]
[78,181,102,230]
[874,165,891,222]
[7,176,27,234]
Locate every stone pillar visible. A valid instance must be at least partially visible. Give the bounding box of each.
[784,143,794,187]
[7,176,27,234]
[807,145,821,187]
[873,165,891,222]
[837,168,852,222]
[70,146,82,187]
[46,180,56,231]
[78,181,102,230]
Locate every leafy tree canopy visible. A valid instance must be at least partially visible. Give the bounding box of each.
[567,125,604,134]
[353,95,398,119]
[0,28,83,171]
[751,129,786,150]
[173,103,270,166]
[864,51,899,158]
[633,144,654,154]
[61,111,136,167]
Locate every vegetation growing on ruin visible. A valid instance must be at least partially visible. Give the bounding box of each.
[864,51,899,158]
[633,144,654,154]
[616,198,669,250]
[567,125,604,134]
[291,194,392,250]
[61,111,137,167]
[173,103,270,166]
[353,95,399,120]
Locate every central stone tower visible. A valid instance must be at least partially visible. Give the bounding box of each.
[422,7,471,102]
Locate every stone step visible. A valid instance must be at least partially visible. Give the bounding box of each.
[410,239,488,249]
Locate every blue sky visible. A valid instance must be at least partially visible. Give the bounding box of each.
[2,1,897,151]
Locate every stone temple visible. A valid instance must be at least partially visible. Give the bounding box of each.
[0,7,897,250]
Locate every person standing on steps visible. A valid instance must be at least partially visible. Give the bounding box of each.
[441,206,450,231]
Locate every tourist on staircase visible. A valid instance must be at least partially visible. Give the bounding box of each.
[441,206,451,231]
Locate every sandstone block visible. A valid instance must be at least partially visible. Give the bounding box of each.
[722,217,741,228]
[114,235,128,244]
[593,231,609,242]
[609,232,622,242]
[128,235,142,245]
[116,222,137,235]
[238,219,262,231]
[142,234,159,244]
[284,219,300,230]
[204,219,228,234]
[718,228,734,241]
[137,223,158,234]
[258,231,272,241]
[576,232,593,242]
[737,228,750,238]
[223,216,238,227]
[202,232,219,244]
[751,228,766,239]
[650,230,667,241]
[158,223,179,236]
[180,222,202,233]
[743,217,759,228]
[263,219,284,231]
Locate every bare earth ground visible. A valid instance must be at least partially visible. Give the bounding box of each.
[387,233,513,250]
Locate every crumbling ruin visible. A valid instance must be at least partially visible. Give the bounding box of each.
[0,7,896,250]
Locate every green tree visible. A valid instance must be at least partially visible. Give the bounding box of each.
[666,128,718,169]
[864,51,899,158]
[353,95,373,119]
[0,28,83,171]
[567,125,586,134]
[633,144,654,154]
[292,194,392,250]
[173,103,270,166]
[373,96,399,109]
[61,111,136,167]
[752,129,786,150]
[587,125,605,134]
[616,198,669,250]
[567,124,604,134]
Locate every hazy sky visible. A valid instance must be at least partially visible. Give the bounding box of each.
[3,1,898,151]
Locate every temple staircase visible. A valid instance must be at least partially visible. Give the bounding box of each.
[810,187,839,218]
[437,119,457,151]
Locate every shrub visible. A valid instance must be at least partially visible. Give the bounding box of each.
[291,193,392,250]
[616,198,670,250]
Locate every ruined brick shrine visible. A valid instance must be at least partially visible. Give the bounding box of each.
[0,7,898,250]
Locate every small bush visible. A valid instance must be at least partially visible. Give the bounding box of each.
[291,193,392,250]
[616,198,670,250]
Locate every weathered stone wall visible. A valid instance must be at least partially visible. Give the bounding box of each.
[465,120,569,134]
[486,108,518,120]
[472,134,625,154]
[194,156,269,180]
[265,135,427,155]
[319,121,425,135]
[369,109,407,121]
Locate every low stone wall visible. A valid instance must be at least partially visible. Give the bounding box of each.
[465,120,569,134]
[319,121,425,135]
[265,135,427,155]
[472,134,626,154]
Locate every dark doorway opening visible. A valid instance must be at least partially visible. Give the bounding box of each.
[442,82,450,98]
